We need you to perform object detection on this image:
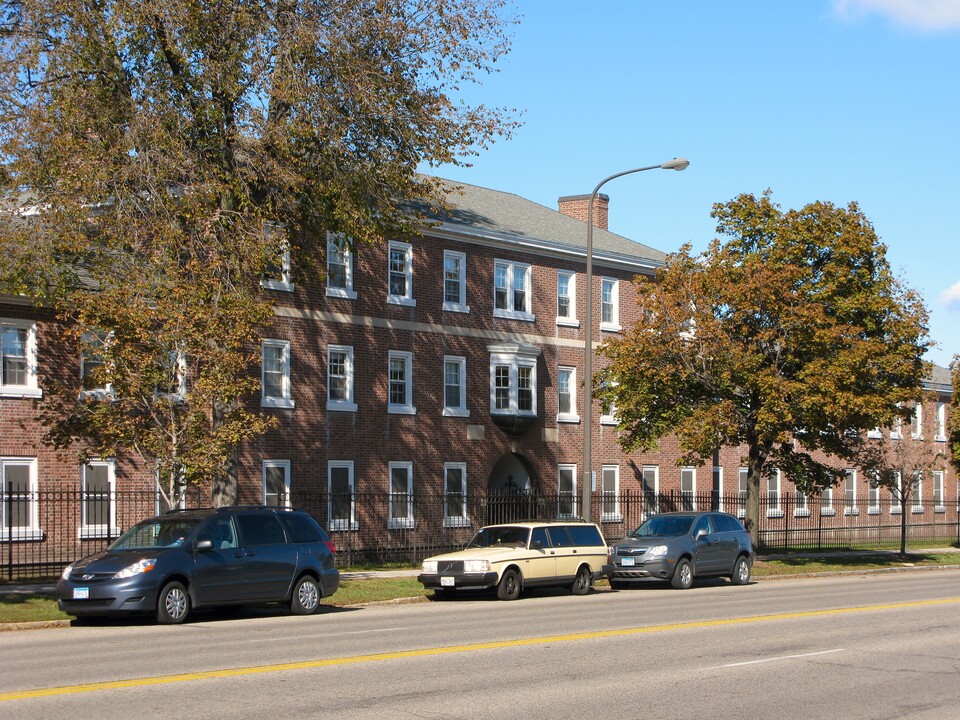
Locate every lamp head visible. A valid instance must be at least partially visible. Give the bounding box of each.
[660,158,690,171]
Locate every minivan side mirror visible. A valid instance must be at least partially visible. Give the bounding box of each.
[195,539,214,551]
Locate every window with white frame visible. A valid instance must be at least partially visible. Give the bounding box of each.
[766,468,782,517]
[261,339,294,408]
[443,250,469,313]
[444,463,469,527]
[795,491,810,517]
[557,366,579,423]
[680,467,696,511]
[328,461,357,530]
[910,471,923,513]
[867,426,882,439]
[443,356,469,417]
[558,464,577,518]
[890,471,903,514]
[1,320,40,398]
[326,232,356,299]
[890,412,903,440]
[935,402,946,441]
[844,469,858,514]
[642,465,659,517]
[81,460,117,538]
[1,458,40,540]
[821,487,836,516]
[933,470,945,512]
[80,331,113,398]
[738,467,749,518]
[489,343,538,417]
[387,350,416,414]
[493,260,534,321]
[261,223,293,292]
[601,464,621,521]
[387,240,415,306]
[911,404,923,439]
[155,349,188,401]
[263,460,291,507]
[388,462,414,529]
[599,379,618,425]
[867,472,880,514]
[327,345,357,412]
[712,465,724,512]
[556,270,578,326]
[600,277,621,332]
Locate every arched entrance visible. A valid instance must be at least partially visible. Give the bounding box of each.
[486,453,544,524]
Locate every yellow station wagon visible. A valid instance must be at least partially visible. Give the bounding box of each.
[418,521,613,600]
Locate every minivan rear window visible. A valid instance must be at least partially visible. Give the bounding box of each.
[279,513,323,543]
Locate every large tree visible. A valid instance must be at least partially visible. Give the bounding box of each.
[0,0,517,505]
[597,192,929,545]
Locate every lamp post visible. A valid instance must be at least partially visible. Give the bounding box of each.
[582,158,689,523]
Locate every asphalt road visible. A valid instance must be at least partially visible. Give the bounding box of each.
[2,570,960,719]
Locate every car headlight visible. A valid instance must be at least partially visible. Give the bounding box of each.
[61,563,75,581]
[463,560,491,574]
[647,545,669,558]
[422,560,438,574]
[113,558,157,579]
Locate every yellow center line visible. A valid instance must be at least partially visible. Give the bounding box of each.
[4,596,959,702]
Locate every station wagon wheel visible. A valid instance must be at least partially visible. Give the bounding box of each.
[730,556,751,586]
[290,576,321,615]
[671,559,693,590]
[497,568,521,601]
[571,565,591,595]
[157,581,190,624]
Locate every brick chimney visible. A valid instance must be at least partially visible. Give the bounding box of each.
[558,193,609,230]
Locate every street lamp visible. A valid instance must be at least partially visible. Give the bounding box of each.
[582,158,689,523]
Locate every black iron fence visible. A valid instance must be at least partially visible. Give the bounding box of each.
[3,488,959,580]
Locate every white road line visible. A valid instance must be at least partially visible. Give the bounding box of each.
[711,648,843,669]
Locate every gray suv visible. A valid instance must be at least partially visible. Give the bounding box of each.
[610,511,753,590]
[57,506,340,623]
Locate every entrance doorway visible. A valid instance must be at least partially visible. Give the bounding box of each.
[486,453,544,524]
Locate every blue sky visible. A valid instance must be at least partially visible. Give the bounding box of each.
[432,0,959,368]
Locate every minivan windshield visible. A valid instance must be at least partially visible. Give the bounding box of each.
[110,518,201,551]
[466,526,530,548]
[631,515,694,538]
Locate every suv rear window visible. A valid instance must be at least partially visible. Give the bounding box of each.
[566,524,603,546]
[279,513,324,543]
[236,514,287,546]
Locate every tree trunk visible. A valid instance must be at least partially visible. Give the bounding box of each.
[745,445,765,548]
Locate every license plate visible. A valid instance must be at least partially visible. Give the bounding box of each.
[621,557,635,567]
[440,576,455,587]
[73,587,90,600]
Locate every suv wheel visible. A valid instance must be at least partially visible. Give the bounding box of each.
[290,576,321,615]
[730,556,751,586]
[671,559,693,590]
[497,568,521,600]
[571,565,591,595]
[157,581,190,624]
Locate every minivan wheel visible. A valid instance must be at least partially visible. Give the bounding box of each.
[157,581,190,624]
[671,559,693,590]
[731,556,751,586]
[572,565,591,596]
[291,576,321,615]
[497,569,521,600]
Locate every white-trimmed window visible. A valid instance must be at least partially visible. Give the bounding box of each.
[80,331,113,399]
[766,468,783,518]
[387,240,415,306]
[328,461,357,531]
[326,232,356,299]
[600,277,621,332]
[388,351,416,414]
[155,349,188,401]
[910,471,923,514]
[261,223,293,292]
[261,339,294,408]
[935,402,947,442]
[263,460,291,507]
[867,427,882,439]
[890,413,903,440]
[81,460,117,539]
[868,472,881,514]
[933,470,945,512]
[443,250,469,313]
[600,380,618,425]
[737,467,749,518]
[557,366,579,423]
[844,469,858,515]
[601,464,621,522]
[490,352,537,417]
[443,356,469,417]
[820,487,836,516]
[795,492,810,517]
[911,404,923,440]
[444,463,469,527]
[558,464,577,518]
[681,467,696,511]
[642,465,659,518]
[713,465,724,512]
[1,320,40,398]
[556,270,578,326]
[493,260,534,321]
[388,461,414,529]
[1,458,40,540]
[890,471,903,514]
[327,345,357,412]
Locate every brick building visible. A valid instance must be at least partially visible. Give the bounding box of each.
[1,178,956,569]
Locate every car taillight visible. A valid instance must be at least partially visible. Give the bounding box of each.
[324,540,337,554]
